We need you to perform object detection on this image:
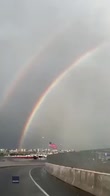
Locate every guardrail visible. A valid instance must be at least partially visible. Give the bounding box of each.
[45,163,110,196]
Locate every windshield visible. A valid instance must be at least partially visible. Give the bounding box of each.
[0,1,110,196]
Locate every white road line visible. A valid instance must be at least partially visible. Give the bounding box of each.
[29,168,50,196]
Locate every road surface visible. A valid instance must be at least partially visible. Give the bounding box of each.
[0,165,93,196]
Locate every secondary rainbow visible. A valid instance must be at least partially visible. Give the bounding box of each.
[0,22,71,111]
[19,45,101,149]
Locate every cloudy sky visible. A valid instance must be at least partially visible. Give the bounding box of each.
[0,0,110,150]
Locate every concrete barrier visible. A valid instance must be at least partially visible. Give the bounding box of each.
[47,151,110,173]
[45,163,110,196]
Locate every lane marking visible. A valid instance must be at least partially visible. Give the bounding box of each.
[29,168,50,196]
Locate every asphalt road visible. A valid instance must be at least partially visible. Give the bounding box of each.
[0,165,93,196]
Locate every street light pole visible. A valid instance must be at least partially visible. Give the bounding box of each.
[42,137,44,153]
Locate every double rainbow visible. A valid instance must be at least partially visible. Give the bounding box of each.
[19,45,100,149]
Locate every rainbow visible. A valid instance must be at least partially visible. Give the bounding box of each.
[0,22,71,111]
[18,45,101,149]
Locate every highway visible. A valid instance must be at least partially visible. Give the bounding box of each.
[0,163,93,196]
